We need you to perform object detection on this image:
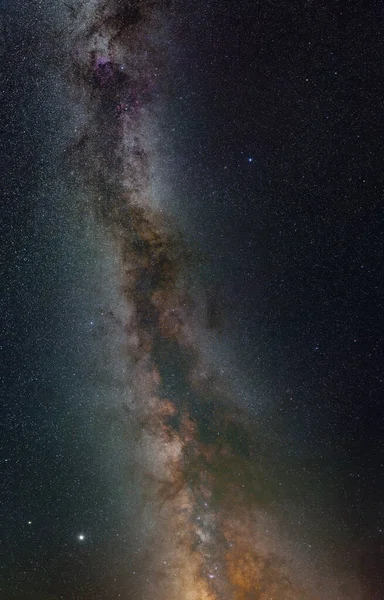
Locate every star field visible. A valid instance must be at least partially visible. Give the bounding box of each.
[1,1,383,599]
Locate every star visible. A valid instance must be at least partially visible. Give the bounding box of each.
[77,533,85,542]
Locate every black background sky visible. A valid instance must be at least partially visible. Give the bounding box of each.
[1,0,383,599]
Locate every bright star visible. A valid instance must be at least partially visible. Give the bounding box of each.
[248,157,253,163]
[77,533,85,541]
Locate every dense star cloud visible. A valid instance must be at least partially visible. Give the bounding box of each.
[1,1,383,599]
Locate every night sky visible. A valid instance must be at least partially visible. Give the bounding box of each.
[1,1,383,599]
